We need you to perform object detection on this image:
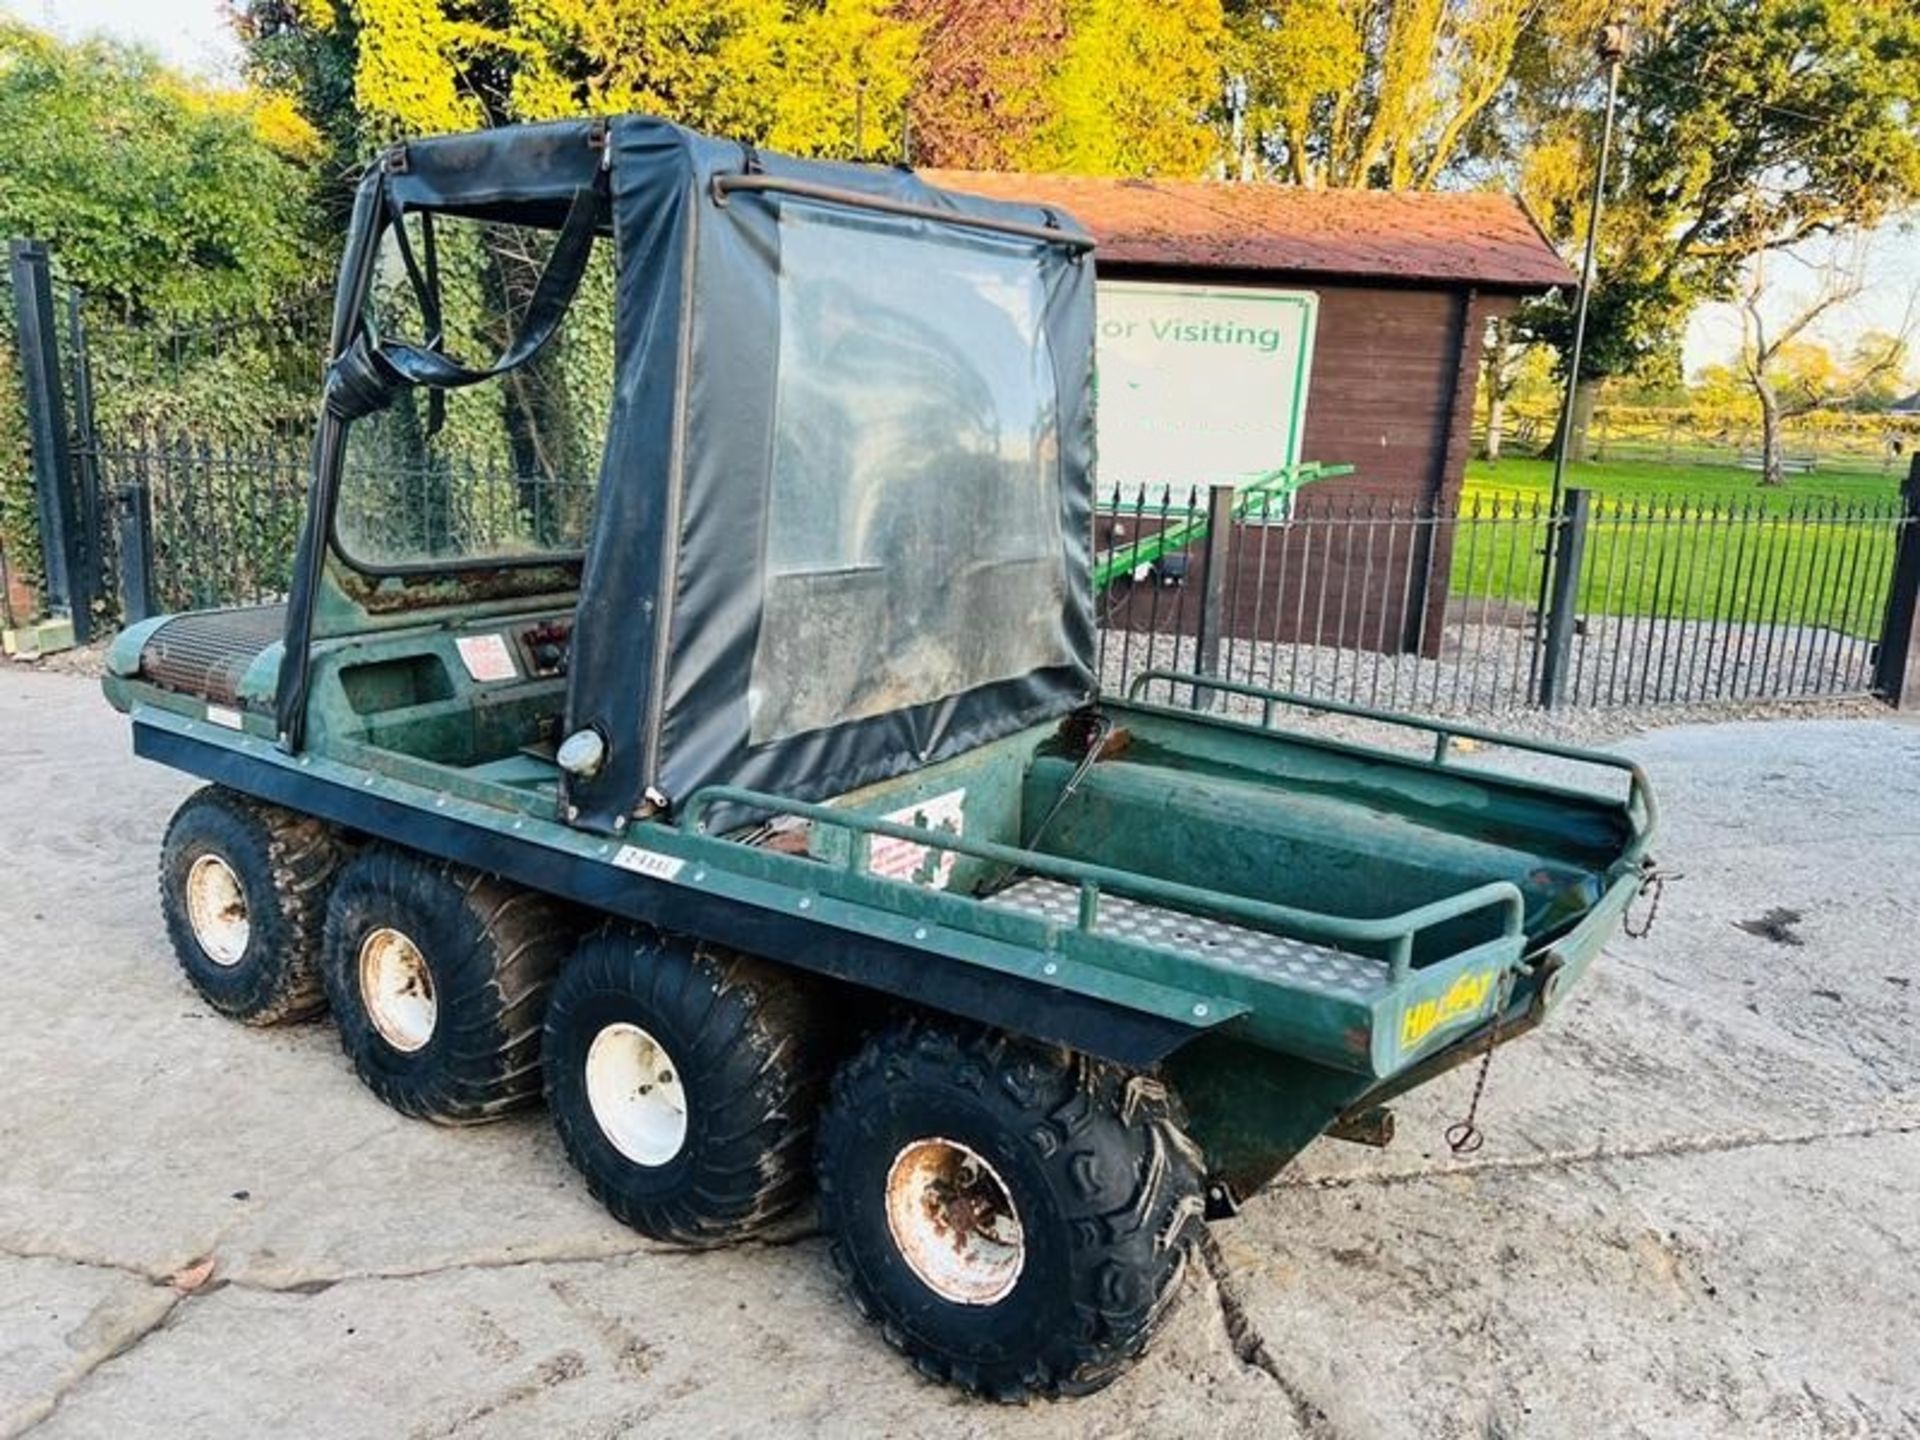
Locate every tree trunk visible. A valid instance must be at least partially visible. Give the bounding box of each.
[1481,317,1506,463]
[1548,377,1601,461]
[1568,378,1599,461]
[1757,383,1785,487]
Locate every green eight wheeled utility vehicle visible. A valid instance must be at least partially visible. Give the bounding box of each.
[103,116,1657,1399]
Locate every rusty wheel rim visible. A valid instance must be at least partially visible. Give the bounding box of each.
[357,927,437,1053]
[884,1137,1025,1306]
[185,854,250,967]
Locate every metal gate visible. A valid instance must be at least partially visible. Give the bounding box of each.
[5,238,112,640]
[5,237,322,631]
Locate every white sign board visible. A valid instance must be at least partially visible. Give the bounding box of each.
[1094,281,1318,505]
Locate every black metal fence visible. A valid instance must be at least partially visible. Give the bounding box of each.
[97,430,614,618]
[1097,479,1920,716]
[39,420,1920,721]
[3,237,326,634]
[95,432,309,615]
[4,240,107,638]
[10,232,1920,717]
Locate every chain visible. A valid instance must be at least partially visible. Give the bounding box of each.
[1444,863,1678,1155]
[1623,860,1680,940]
[1445,970,1516,1157]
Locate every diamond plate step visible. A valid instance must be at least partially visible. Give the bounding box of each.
[983,876,1390,1000]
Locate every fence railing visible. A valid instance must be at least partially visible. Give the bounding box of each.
[1097,478,1919,717]
[1477,403,1920,476]
[96,432,309,615]
[1546,493,1902,708]
[61,440,1920,718]
[28,411,1920,722]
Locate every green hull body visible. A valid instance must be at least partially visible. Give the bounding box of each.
[105,613,1654,1201]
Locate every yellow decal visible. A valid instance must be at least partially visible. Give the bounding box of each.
[1399,970,1497,1050]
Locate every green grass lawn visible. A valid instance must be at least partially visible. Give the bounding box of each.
[1463,456,1905,511]
[1448,458,1906,629]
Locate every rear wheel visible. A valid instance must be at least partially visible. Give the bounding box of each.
[159,787,342,1025]
[319,847,566,1123]
[543,928,826,1246]
[816,1021,1204,1400]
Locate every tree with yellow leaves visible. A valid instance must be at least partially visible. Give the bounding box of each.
[242,0,1229,182]
[0,19,321,319]
[243,0,917,162]
[1024,0,1226,176]
[1224,0,1545,188]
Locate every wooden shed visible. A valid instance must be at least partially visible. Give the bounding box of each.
[925,171,1574,655]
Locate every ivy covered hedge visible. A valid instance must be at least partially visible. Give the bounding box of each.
[0,19,328,620]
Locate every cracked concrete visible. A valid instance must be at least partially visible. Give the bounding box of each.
[2,667,1917,1437]
[1195,1230,1339,1438]
[0,1255,184,1434]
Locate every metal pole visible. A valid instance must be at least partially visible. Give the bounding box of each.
[1549,25,1628,513]
[1538,489,1592,707]
[1531,23,1627,700]
[116,478,155,624]
[1193,481,1237,710]
[1871,454,1920,707]
[64,283,103,620]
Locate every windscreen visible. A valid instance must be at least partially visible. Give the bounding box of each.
[334,211,614,570]
[746,209,1072,744]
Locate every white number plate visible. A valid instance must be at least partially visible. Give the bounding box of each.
[612,846,685,882]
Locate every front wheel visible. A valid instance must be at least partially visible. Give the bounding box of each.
[816,1022,1205,1400]
[159,787,342,1025]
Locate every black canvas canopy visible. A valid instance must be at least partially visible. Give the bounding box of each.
[279,116,1099,832]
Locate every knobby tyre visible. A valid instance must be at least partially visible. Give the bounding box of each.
[816,1020,1205,1400]
[159,785,344,1025]
[320,846,567,1123]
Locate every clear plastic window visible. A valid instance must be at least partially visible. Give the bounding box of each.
[748,210,1071,744]
[335,213,613,570]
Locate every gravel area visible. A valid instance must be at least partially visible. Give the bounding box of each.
[7,637,113,679]
[1101,619,1889,747]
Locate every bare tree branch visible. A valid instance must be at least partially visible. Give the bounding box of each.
[1736,235,1920,482]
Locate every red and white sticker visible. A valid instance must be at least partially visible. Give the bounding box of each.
[454,633,519,683]
[870,788,966,889]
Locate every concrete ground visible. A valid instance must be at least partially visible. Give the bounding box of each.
[1,664,1915,1439]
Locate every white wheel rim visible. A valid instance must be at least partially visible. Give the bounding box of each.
[885,1137,1026,1306]
[586,1022,689,1167]
[185,854,251,967]
[357,927,437,1053]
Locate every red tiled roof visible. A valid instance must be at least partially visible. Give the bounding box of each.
[922,170,1574,292]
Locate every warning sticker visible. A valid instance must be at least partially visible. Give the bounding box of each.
[454,633,519,683]
[870,788,966,889]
